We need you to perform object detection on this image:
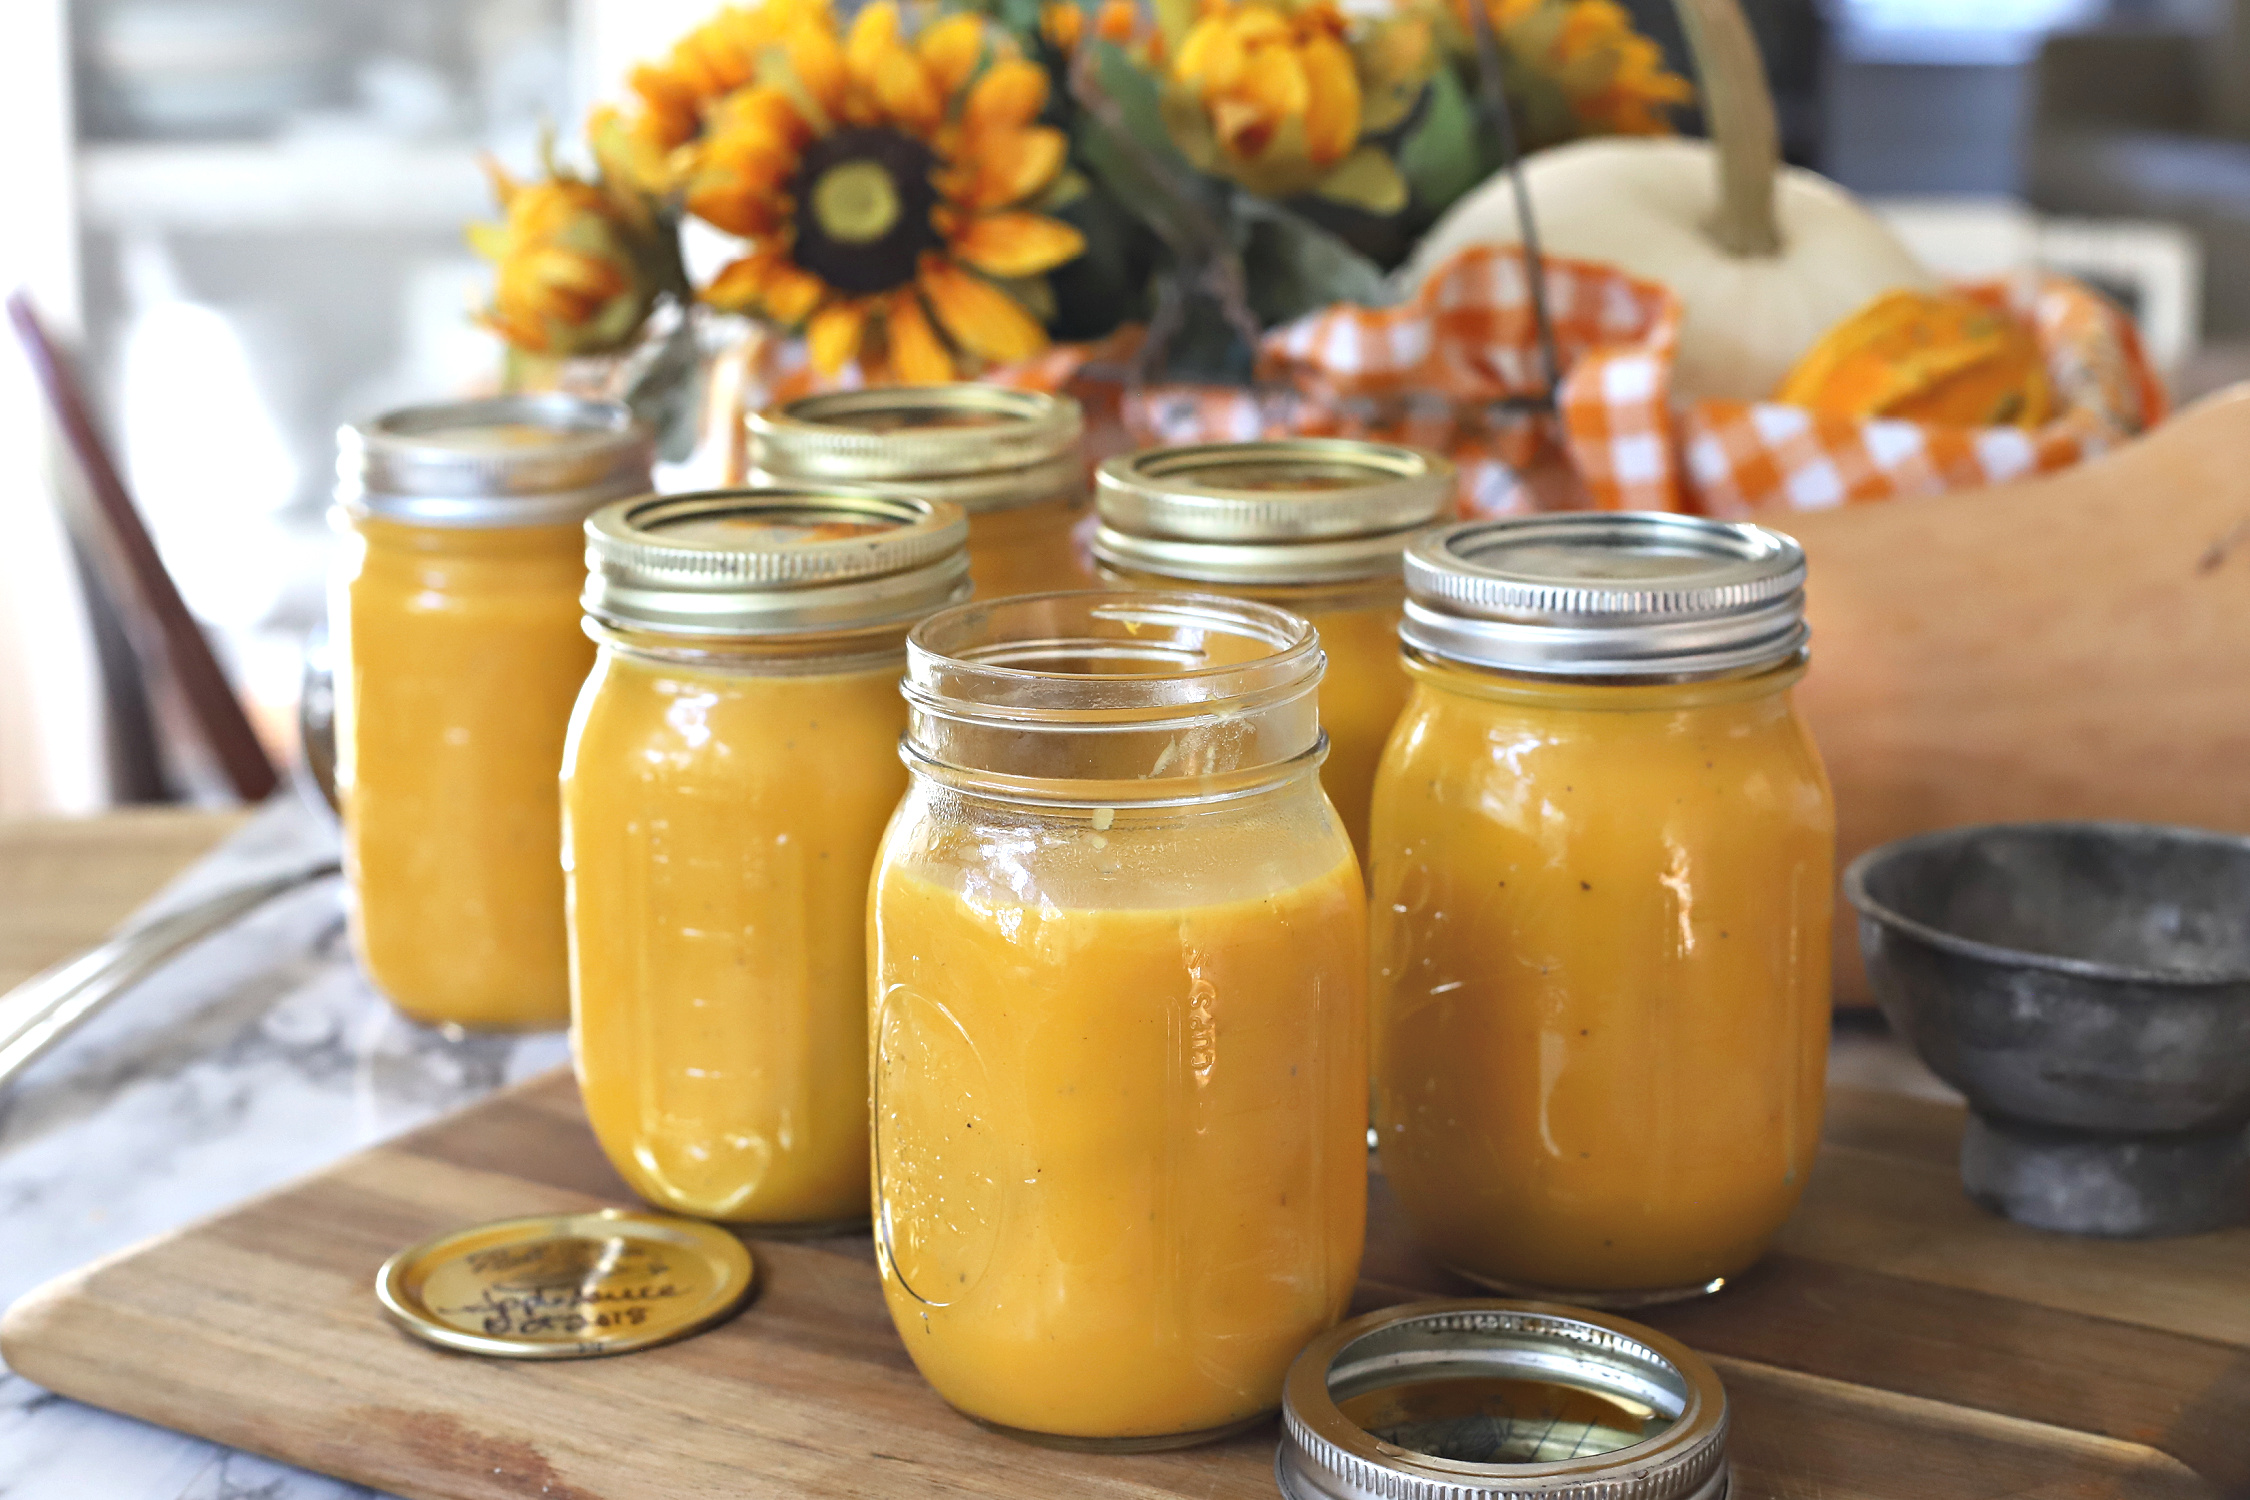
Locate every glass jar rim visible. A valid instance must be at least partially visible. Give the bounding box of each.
[906,588,1318,698]
[901,590,1326,800]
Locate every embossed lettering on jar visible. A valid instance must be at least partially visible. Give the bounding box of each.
[869,592,1369,1448]
[1369,515,1836,1305]
[1093,438,1455,873]
[333,395,651,1031]
[750,385,1092,599]
[562,488,969,1232]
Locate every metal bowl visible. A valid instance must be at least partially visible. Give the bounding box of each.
[1846,821,2250,1238]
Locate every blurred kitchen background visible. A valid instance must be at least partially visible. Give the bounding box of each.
[1,0,2246,814]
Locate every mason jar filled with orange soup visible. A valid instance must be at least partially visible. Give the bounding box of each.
[1370,514,1835,1305]
[333,396,651,1031]
[870,591,1368,1448]
[561,487,968,1231]
[749,385,1091,598]
[1093,439,1452,872]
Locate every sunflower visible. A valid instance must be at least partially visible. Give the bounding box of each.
[629,0,1085,380]
[468,153,669,357]
[1446,0,1691,140]
[1164,0,1427,206]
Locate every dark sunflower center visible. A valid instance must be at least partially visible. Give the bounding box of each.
[789,128,942,296]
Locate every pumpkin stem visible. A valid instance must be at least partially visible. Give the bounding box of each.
[1674,0,1782,258]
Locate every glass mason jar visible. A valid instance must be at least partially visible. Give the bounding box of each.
[749,385,1093,599]
[1092,439,1453,873]
[561,488,970,1231]
[333,395,651,1031]
[869,592,1368,1449]
[1370,515,1836,1306]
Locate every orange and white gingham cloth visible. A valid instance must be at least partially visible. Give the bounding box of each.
[736,247,2163,519]
[1008,246,1686,515]
[1681,272,2168,518]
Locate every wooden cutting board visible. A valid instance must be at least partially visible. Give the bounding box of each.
[4,1068,2245,1500]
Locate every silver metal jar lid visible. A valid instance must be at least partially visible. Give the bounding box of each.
[1278,1300,1730,1500]
[1401,514,1806,679]
[583,487,969,637]
[338,394,654,528]
[1094,439,1454,585]
[748,385,1083,512]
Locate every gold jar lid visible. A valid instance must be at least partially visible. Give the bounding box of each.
[583,486,970,637]
[1094,439,1454,585]
[748,386,1083,513]
[339,394,654,528]
[375,1208,755,1359]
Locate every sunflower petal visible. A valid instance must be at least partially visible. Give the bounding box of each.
[873,45,943,133]
[466,221,510,261]
[951,125,1068,209]
[1174,17,1237,85]
[704,252,775,312]
[919,258,1047,363]
[886,291,956,382]
[781,25,849,126]
[919,13,986,98]
[684,133,799,237]
[965,58,1050,136]
[846,2,904,88]
[809,299,871,374]
[762,262,830,326]
[952,212,1087,277]
[1298,32,1359,165]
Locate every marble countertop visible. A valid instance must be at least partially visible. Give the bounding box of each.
[0,798,1956,1500]
[1,799,566,1500]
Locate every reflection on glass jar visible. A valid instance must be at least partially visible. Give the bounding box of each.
[561,488,969,1231]
[1093,439,1454,872]
[333,396,651,1031]
[869,592,1368,1448]
[749,385,1092,598]
[1370,515,1835,1305]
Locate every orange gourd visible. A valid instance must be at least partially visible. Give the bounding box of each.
[1774,289,2052,429]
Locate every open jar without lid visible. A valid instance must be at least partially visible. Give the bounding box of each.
[1278,1300,1729,1500]
[869,591,1368,1450]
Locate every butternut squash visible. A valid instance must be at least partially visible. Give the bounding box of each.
[1784,385,2250,1001]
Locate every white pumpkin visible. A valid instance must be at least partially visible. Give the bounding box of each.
[1403,0,1934,402]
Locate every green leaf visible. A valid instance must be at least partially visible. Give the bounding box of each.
[1237,198,1395,326]
[1046,181,1159,340]
[1072,41,1230,263]
[1397,66,1482,220]
[1087,39,1182,168]
[1311,147,1409,217]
